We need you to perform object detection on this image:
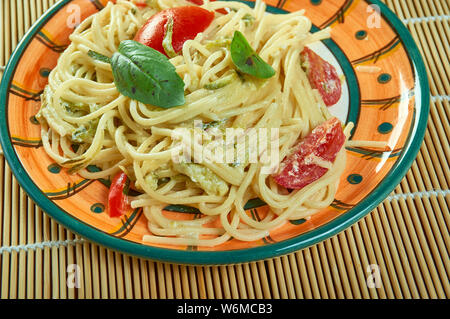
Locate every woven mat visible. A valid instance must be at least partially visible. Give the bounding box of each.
[0,0,448,299]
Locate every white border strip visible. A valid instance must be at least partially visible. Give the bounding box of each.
[0,238,86,255]
[431,95,450,102]
[386,189,450,201]
[402,15,450,24]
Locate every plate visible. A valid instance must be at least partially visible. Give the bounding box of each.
[0,0,429,264]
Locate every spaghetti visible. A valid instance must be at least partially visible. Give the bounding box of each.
[37,0,355,247]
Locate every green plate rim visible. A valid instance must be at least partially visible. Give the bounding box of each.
[0,0,430,265]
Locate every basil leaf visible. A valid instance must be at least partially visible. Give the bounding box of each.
[111,40,185,108]
[88,50,111,64]
[230,31,275,79]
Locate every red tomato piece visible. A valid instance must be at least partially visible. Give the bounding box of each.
[108,172,132,218]
[300,47,342,107]
[134,6,215,56]
[187,0,205,4]
[135,2,147,8]
[273,117,345,190]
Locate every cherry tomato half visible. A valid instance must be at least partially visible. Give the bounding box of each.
[133,0,227,13]
[108,172,132,218]
[187,0,206,5]
[135,2,147,8]
[300,47,342,107]
[134,6,215,56]
[273,117,345,190]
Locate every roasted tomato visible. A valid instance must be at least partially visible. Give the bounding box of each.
[273,117,345,190]
[301,47,342,106]
[134,6,214,56]
[108,172,132,217]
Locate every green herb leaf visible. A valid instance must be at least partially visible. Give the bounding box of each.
[88,50,111,64]
[242,13,255,27]
[230,31,275,79]
[71,119,99,143]
[205,37,232,50]
[61,99,90,117]
[204,72,237,90]
[162,17,177,58]
[110,40,185,108]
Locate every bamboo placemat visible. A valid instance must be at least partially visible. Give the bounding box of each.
[0,0,448,299]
